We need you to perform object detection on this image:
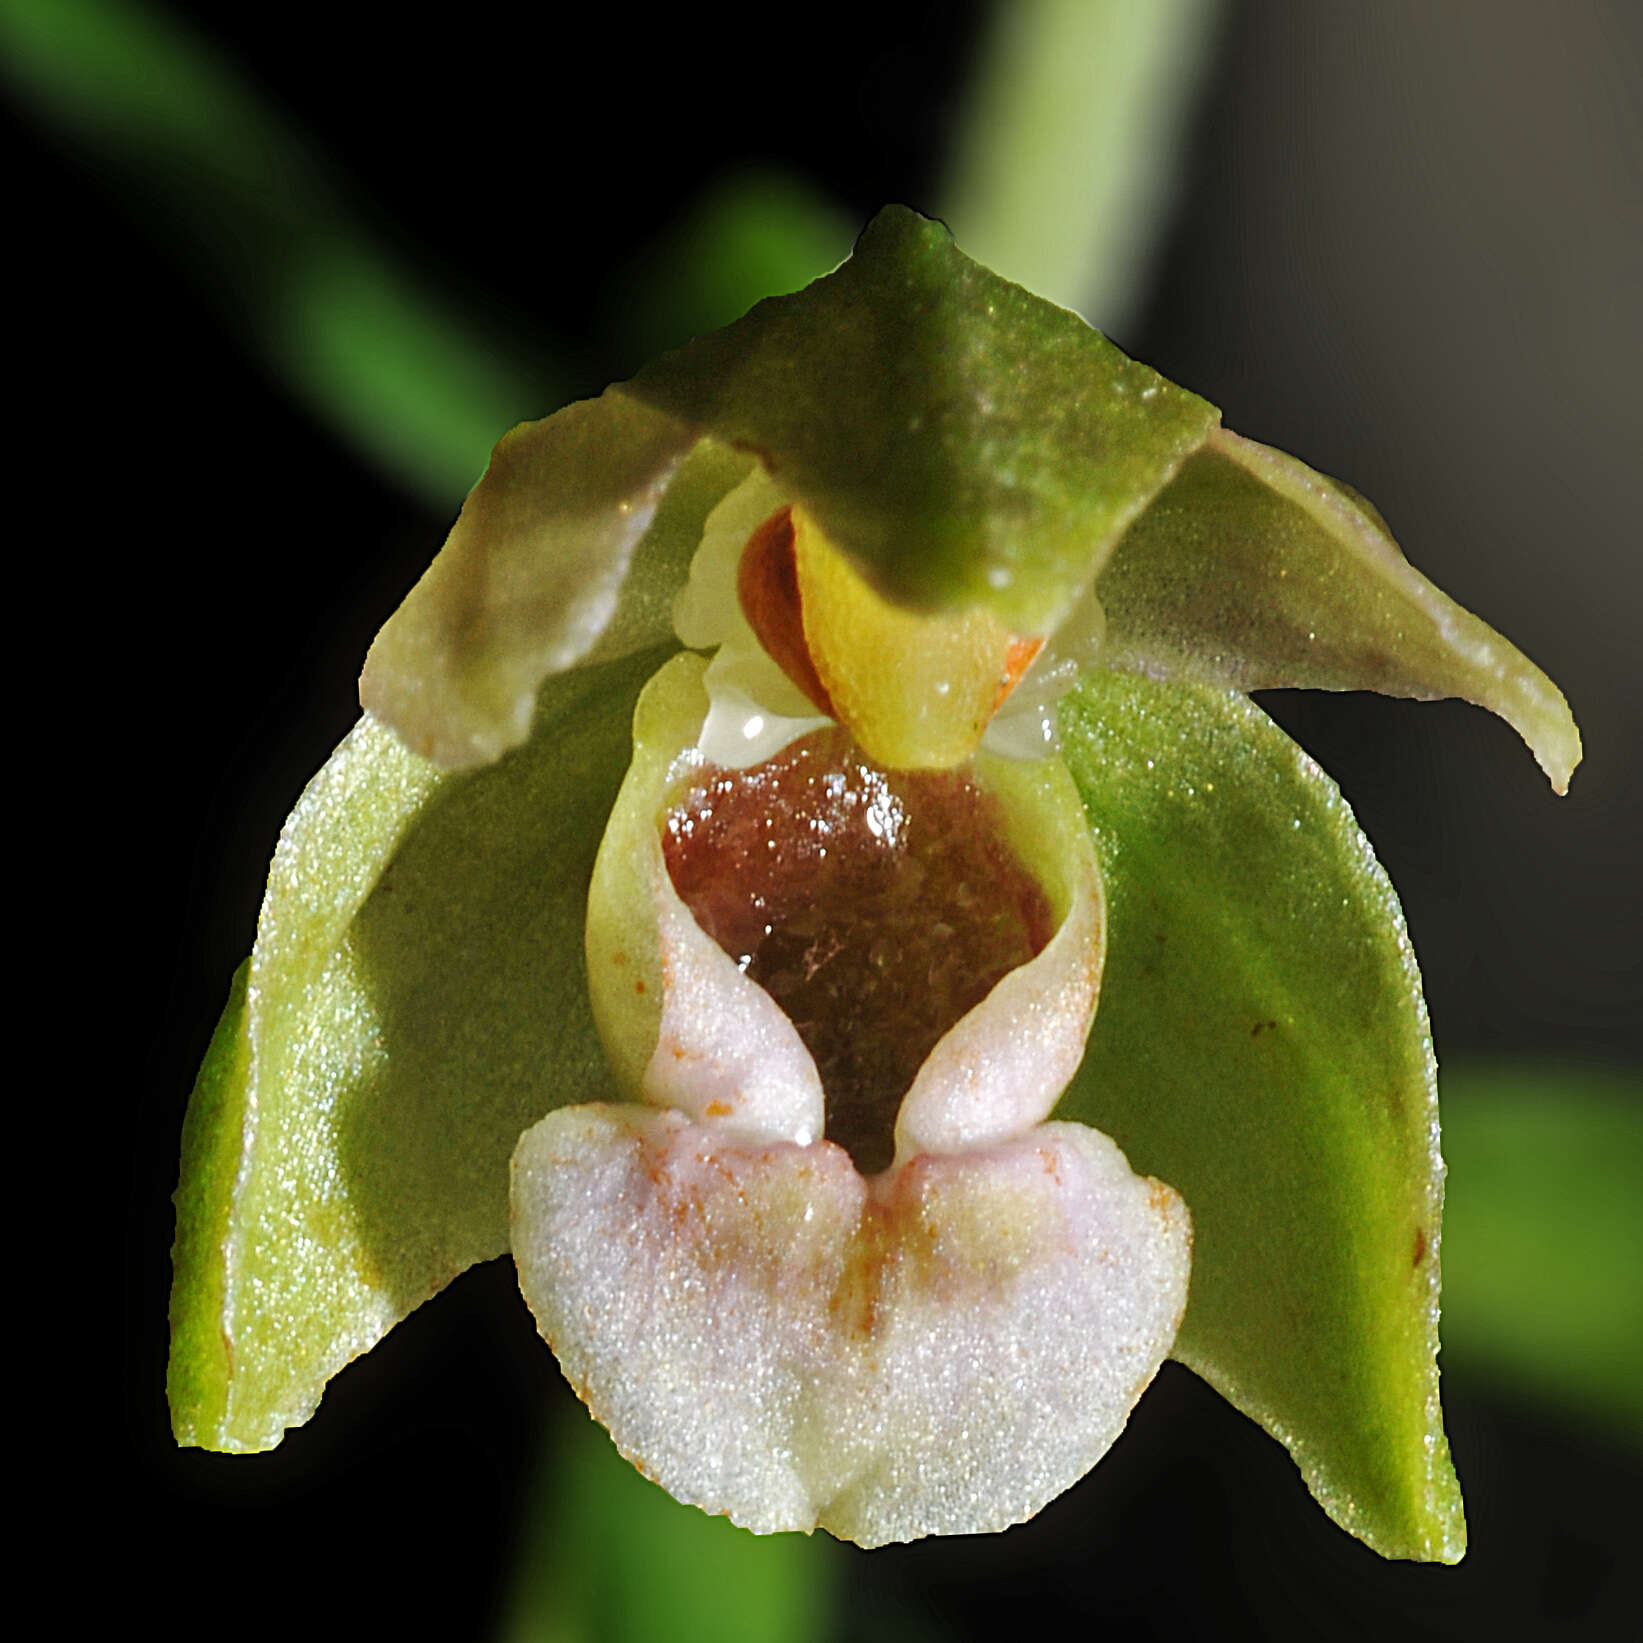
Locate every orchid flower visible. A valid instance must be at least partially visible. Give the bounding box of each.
[169,207,1579,1558]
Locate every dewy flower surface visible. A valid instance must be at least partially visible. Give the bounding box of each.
[170,207,1580,1560]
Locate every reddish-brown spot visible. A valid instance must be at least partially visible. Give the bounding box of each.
[634,979,647,995]
[737,506,836,717]
[663,728,1054,1175]
[704,1100,732,1118]
[1413,1226,1427,1267]
[830,1218,896,1341]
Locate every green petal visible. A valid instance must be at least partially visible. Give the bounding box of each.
[1098,427,1581,791]
[1055,670,1465,1563]
[361,388,747,768]
[168,646,669,1452]
[624,204,1218,633]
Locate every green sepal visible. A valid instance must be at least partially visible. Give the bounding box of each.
[361,207,1576,790]
[168,646,670,1452]
[168,958,251,1445]
[624,204,1218,631]
[1098,427,1580,791]
[1056,670,1465,1563]
[360,393,744,769]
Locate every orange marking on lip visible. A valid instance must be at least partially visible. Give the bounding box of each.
[992,635,1043,715]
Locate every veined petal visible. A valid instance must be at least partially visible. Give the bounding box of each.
[1056,670,1466,1562]
[168,648,667,1452]
[1098,426,1580,791]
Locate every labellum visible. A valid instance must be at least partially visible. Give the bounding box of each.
[514,653,1190,1544]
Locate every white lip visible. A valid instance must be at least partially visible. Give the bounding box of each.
[511,1104,1190,1545]
[518,669,1190,1544]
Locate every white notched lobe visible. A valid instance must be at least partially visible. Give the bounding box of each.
[513,1107,1190,1547]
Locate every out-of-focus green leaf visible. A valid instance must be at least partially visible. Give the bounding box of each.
[626,205,1218,634]
[1439,1062,1643,1441]
[0,0,546,499]
[501,1413,836,1643]
[618,171,854,359]
[1056,670,1464,1562]
[168,647,669,1453]
[270,238,549,503]
[1099,428,1581,791]
[942,0,1222,330]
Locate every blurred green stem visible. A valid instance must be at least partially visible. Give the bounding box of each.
[1439,1060,1643,1443]
[500,1413,836,1643]
[1,0,549,502]
[942,0,1222,331]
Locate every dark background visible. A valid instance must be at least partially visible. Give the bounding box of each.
[21,1,1638,1637]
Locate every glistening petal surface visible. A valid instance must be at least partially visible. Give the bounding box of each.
[1055,671,1465,1563]
[168,648,667,1452]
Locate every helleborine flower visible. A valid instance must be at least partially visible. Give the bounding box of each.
[169,207,1579,1558]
